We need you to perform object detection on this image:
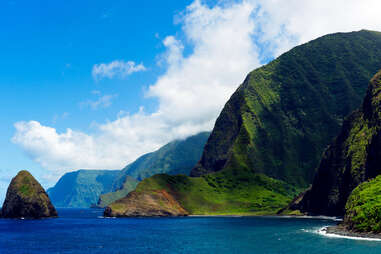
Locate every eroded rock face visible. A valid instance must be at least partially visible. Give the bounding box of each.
[295,70,381,216]
[1,171,58,219]
[104,190,189,217]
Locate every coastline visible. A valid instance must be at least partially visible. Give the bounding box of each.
[189,214,342,221]
[318,225,381,241]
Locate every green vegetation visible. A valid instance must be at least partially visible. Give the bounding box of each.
[133,171,301,215]
[107,31,381,216]
[97,176,139,207]
[19,184,31,196]
[296,70,381,216]
[47,170,120,208]
[14,171,37,198]
[193,30,381,189]
[344,175,381,233]
[112,132,210,189]
[18,174,33,196]
[47,132,209,208]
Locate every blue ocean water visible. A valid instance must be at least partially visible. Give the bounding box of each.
[0,209,380,254]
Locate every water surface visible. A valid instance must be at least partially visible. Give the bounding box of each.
[0,209,380,254]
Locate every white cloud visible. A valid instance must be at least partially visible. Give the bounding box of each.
[252,0,381,57]
[13,0,381,182]
[80,94,118,110]
[92,60,146,81]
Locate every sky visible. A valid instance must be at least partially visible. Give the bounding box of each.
[1,0,381,202]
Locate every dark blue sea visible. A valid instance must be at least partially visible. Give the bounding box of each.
[0,208,380,254]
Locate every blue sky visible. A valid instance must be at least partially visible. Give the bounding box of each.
[0,0,190,133]
[0,0,192,181]
[1,0,381,202]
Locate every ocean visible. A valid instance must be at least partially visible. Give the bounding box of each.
[0,208,380,254]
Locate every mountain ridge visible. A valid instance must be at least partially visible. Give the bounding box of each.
[192,29,381,187]
[104,30,381,216]
[47,170,120,208]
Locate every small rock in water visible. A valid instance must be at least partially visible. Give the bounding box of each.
[1,170,58,219]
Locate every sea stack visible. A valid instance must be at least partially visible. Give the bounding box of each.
[1,170,58,219]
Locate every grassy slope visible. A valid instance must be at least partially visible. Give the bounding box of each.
[101,132,209,207]
[97,176,139,207]
[193,30,381,188]
[128,172,301,215]
[345,175,381,233]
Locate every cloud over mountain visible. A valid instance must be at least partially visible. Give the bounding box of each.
[12,0,381,181]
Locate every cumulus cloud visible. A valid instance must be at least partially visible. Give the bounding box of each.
[12,0,381,181]
[92,60,146,81]
[252,0,381,56]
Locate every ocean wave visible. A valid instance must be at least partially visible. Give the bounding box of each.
[314,226,381,242]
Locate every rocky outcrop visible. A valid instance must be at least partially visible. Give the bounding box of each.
[1,170,58,219]
[104,189,189,217]
[296,70,381,216]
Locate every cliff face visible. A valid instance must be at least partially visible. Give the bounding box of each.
[47,170,120,208]
[298,70,381,216]
[2,171,57,219]
[192,30,381,188]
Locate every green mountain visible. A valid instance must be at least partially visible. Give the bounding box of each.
[294,70,381,216]
[47,170,120,208]
[97,132,210,207]
[116,131,210,183]
[191,30,381,187]
[106,30,381,216]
